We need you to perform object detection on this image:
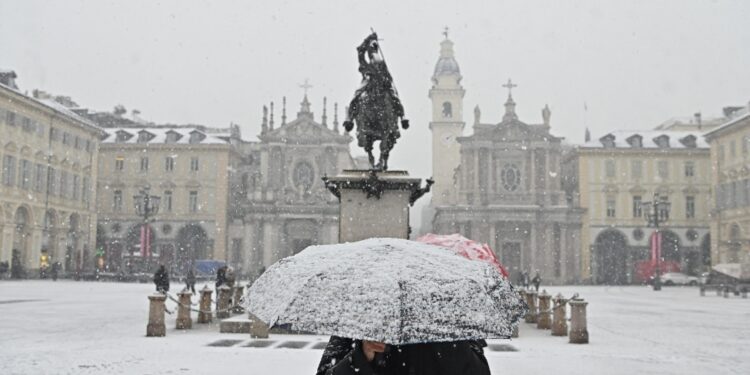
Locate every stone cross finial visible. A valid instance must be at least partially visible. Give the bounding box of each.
[443,26,449,39]
[502,78,517,98]
[299,78,313,96]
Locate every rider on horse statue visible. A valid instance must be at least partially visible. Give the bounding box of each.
[343,32,409,171]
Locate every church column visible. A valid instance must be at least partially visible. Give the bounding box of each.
[560,223,568,282]
[471,148,482,204]
[262,219,276,268]
[528,223,536,272]
[543,222,553,281]
[242,219,256,275]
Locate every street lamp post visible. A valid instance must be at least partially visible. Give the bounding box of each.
[643,193,671,291]
[133,187,161,269]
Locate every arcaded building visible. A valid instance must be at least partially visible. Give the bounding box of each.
[0,70,105,275]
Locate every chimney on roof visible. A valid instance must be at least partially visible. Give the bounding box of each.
[723,106,744,118]
[694,112,702,130]
[0,70,18,89]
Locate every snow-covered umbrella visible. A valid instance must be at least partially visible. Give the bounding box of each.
[416,233,510,279]
[244,238,526,345]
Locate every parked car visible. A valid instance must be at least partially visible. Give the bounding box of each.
[660,272,699,286]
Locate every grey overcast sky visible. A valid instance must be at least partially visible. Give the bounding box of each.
[2,0,749,226]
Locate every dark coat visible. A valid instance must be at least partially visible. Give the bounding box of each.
[316,336,491,375]
[216,266,227,288]
[153,267,170,292]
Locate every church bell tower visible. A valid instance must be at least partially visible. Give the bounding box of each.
[429,29,465,206]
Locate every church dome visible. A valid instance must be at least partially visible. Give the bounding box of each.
[433,39,461,77]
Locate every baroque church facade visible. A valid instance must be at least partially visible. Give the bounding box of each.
[228,95,359,278]
[424,35,584,284]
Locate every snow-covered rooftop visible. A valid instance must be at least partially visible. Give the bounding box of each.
[0,80,103,133]
[101,127,233,145]
[581,130,709,149]
[704,104,750,139]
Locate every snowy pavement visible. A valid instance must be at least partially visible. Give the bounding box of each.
[1,281,748,374]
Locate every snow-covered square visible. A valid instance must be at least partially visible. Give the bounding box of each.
[1,281,748,375]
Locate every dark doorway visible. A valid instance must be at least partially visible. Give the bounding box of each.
[501,242,522,282]
[176,224,208,271]
[595,230,628,284]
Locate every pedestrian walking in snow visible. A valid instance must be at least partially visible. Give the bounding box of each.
[522,270,530,288]
[185,268,196,294]
[215,265,227,289]
[50,262,60,281]
[532,271,542,292]
[153,265,170,293]
[225,266,236,288]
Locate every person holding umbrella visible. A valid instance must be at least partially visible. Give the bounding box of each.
[316,336,490,375]
[244,238,525,375]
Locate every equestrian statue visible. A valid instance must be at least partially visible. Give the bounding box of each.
[342,32,409,171]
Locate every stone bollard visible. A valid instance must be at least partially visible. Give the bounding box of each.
[217,285,232,319]
[233,285,245,314]
[248,313,269,339]
[524,290,538,324]
[741,287,748,299]
[551,293,568,336]
[716,286,722,296]
[537,290,552,330]
[146,293,167,337]
[699,286,705,296]
[511,324,519,338]
[723,286,730,298]
[197,285,213,324]
[176,290,193,330]
[569,298,589,344]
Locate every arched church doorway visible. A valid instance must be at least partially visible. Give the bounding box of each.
[176,224,208,270]
[594,229,629,284]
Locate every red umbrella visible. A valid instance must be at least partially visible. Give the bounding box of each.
[416,233,509,278]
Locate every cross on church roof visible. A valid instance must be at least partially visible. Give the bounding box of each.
[443,26,449,39]
[299,79,313,96]
[502,78,517,97]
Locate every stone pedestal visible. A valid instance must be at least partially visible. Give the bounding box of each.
[146,293,167,337]
[323,170,432,242]
[536,290,551,329]
[233,286,245,314]
[176,291,192,330]
[524,290,538,324]
[249,313,270,339]
[569,299,589,344]
[551,293,568,336]
[198,285,213,324]
[217,285,232,319]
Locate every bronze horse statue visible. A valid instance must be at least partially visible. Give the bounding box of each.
[343,32,409,171]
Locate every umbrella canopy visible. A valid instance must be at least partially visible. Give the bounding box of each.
[244,238,526,345]
[416,233,509,278]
